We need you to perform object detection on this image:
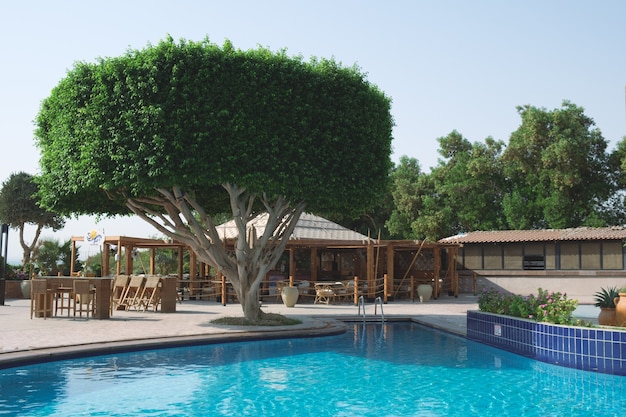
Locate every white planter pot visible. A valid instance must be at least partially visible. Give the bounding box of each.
[281,286,299,307]
[417,284,433,303]
[20,280,31,299]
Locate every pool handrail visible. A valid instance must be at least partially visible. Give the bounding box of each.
[374,296,385,323]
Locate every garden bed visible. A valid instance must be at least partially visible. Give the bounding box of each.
[467,310,626,375]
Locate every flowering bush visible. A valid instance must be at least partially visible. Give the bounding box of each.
[5,269,28,280]
[478,287,578,325]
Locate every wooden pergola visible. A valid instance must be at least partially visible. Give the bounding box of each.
[270,238,460,300]
[70,234,460,300]
[70,235,192,277]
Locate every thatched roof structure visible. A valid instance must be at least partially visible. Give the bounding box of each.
[215,212,372,244]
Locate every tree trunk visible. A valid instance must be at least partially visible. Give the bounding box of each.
[125,183,306,323]
[238,274,264,323]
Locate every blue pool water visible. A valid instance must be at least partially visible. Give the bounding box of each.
[1,322,625,416]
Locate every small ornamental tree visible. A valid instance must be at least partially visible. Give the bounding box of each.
[34,36,393,322]
[0,172,65,270]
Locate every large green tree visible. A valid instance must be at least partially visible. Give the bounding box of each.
[386,155,427,239]
[432,132,506,236]
[502,101,615,229]
[0,172,65,269]
[388,132,506,241]
[34,37,393,321]
[604,136,626,225]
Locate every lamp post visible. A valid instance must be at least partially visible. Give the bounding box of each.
[0,224,8,305]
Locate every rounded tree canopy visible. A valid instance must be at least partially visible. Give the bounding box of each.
[35,36,394,217]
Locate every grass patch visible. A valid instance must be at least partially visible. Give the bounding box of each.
[211,312,302,326]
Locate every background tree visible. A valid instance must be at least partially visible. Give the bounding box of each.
[154,249,179,275]
[0,172,65,270]
[331,170,395,240]
[389,101,619,240]
[34,37,393,322]
[386,156,427,239]
[604,136,626,225]
[425,132,506,237]
[502,101,615,229]
[388,133,506,240]
[32,238,75,276]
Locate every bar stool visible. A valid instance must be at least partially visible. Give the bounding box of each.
[30,279,52,319]
[73,279,95,319]
[53,282,74,317]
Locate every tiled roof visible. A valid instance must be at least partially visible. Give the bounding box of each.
[438,226,626,244]
[216,212,372,242]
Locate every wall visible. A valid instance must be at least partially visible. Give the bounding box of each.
[468,270,626,304]
[3,280,25,299]
[467,311,626,375]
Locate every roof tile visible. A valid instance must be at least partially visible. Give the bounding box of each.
[439,226,626,244]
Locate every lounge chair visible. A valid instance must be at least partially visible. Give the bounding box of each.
[138,275,161,312]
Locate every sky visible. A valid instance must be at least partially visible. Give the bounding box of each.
[1,0,625,264]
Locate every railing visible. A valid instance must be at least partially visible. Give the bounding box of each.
[374,296,385,323]
[356,295,385,324]
[357,295,366,323]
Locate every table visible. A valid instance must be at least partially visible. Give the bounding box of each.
[158,277,177,313]
[41,276,112,319]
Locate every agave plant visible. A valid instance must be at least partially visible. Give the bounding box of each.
[593,286,620,309]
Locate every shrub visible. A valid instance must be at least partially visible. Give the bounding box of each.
[478,287,578,325]
[477,288,508,314]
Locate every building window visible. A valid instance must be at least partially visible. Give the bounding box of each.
[522,255,545,270]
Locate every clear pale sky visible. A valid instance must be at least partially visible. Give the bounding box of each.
[1,1,625,264]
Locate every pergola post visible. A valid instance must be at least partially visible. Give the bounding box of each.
[367,241,375,299]
[310,247,318,282]
[433,247,441,298]
[386,243,395,299]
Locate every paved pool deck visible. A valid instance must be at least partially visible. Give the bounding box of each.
[0,294,599,368]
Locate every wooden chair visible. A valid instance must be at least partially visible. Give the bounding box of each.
[314,283,336,304]
[138,275,161,312]
[331,281,349,302]
[275,280,289,302]
[343,280,362,304]
[119,275,145,310]
[53,281,74,317]
[30,279,51,319]
[110,274,130,314]
[297,280,310,294]
[73,279,95,319]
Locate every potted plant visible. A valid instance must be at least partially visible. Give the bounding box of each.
[614,287,626,327]
[593,286,619,326]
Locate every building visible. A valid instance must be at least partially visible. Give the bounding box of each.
[440,226,626,303]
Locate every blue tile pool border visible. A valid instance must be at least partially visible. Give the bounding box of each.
[467,310,626,375]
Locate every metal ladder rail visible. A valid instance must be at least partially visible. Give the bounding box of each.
[357,295,366,323]
[374,296,385,323]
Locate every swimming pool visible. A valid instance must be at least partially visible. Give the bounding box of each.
[0,321,624,416]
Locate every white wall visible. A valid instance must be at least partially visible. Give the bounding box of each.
[465,270,626,305]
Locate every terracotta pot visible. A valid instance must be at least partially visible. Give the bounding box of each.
[281,286,299,307]
[614,293,626,327]
[598,307,618,326]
